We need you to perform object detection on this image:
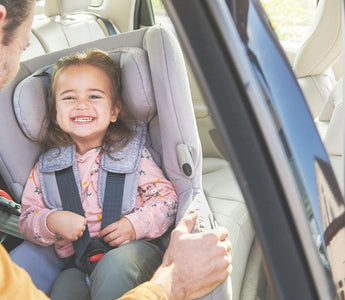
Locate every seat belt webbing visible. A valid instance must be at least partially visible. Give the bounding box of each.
[99,17,117,36]
[55,166,125,268]
[55,167,91,261]
[101,172,125,229]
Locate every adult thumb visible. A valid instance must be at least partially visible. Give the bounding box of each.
[174,211,198,234]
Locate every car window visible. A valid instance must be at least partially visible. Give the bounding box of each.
[152,0,166,20]
[154,0,317,65]
[231,0,339,294]
[152,0,176,33]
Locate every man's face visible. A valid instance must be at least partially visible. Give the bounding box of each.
[0,1,35,90]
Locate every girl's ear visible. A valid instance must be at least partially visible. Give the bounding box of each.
[110,101,122,122]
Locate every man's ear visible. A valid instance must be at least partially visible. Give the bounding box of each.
[0,5,7,27]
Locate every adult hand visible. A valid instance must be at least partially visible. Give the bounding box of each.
[46,210,87,241]
[151,212,232,300]
[100,218,136,247]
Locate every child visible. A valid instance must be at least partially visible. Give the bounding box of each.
[19,49,178,300]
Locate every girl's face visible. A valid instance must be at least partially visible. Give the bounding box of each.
[54,64,121,154]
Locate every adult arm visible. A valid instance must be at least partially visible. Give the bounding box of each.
[0,244,49,299]
[119,282,167,300]
[1,241,164,300]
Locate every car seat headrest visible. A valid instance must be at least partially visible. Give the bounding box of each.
[293,0,343,77]
[13,47,156,141]
[44,0,91,17]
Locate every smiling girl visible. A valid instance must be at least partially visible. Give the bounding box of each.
[19,49,178,300]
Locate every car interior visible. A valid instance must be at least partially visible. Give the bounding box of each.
[0,0,342,299]
[293,0,344,193]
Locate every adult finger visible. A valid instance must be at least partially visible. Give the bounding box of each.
[173,211,198,235]
[212,226,229,241]
[218,238,232,254]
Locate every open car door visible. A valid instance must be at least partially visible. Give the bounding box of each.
[163,0,345,299]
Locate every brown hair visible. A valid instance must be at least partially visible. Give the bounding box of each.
[42,49,134,154]
[0,0,34,45]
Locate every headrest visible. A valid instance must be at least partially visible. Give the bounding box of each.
[44,0,91,17]
[293,0,343,77]
[13,47,156,141]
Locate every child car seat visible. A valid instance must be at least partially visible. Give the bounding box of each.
[0,25,231,298]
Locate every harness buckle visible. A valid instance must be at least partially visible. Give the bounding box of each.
[88,250,106,262]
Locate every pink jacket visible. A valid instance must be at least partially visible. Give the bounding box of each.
[19,147,178,258]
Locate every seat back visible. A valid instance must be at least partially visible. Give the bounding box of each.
[315,77,344,192]
[293,0,343,118]
[22,0,119,60]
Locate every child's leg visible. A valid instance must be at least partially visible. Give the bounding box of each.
[50,267,90,300]
[10,241,63,294]
[90,240,163,300]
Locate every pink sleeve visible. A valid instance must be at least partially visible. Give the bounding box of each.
[19,163,59,246]
[125,148,178,240]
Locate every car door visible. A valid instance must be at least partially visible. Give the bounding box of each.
[162,0,344,299]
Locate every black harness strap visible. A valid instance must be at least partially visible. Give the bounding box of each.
[55,167,90,264]
[101,172,125,229]
[55,166,125,274]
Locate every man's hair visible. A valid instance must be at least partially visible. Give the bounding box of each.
[0,0,33,45]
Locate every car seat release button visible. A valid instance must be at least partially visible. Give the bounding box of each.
[176,144,195,178]
[182,163,193,176]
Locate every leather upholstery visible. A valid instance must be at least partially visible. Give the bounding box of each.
[44,0,91,17]
[293,0,343,118]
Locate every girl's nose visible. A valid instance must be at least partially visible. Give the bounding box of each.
[75,98,90,109]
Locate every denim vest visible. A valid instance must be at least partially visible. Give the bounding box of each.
[38,124,146,214]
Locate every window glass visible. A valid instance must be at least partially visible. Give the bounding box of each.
[246,0,336,289]
[152,0,174,29]
[152,0,175,32]
[152,0,166,19]
[261,0,317,62]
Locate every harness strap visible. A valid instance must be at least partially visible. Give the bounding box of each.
[101,172,125,229]
[55,167,90,264]
[55,166,125,274]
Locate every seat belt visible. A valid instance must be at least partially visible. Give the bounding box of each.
[55,166,125,275]
[98,17,117,36]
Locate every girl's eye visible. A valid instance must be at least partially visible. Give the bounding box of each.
[90,95,101,100]
[62,96,76,101]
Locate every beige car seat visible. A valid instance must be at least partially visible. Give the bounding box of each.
[22,0,119,60]
[293,0,343,118]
